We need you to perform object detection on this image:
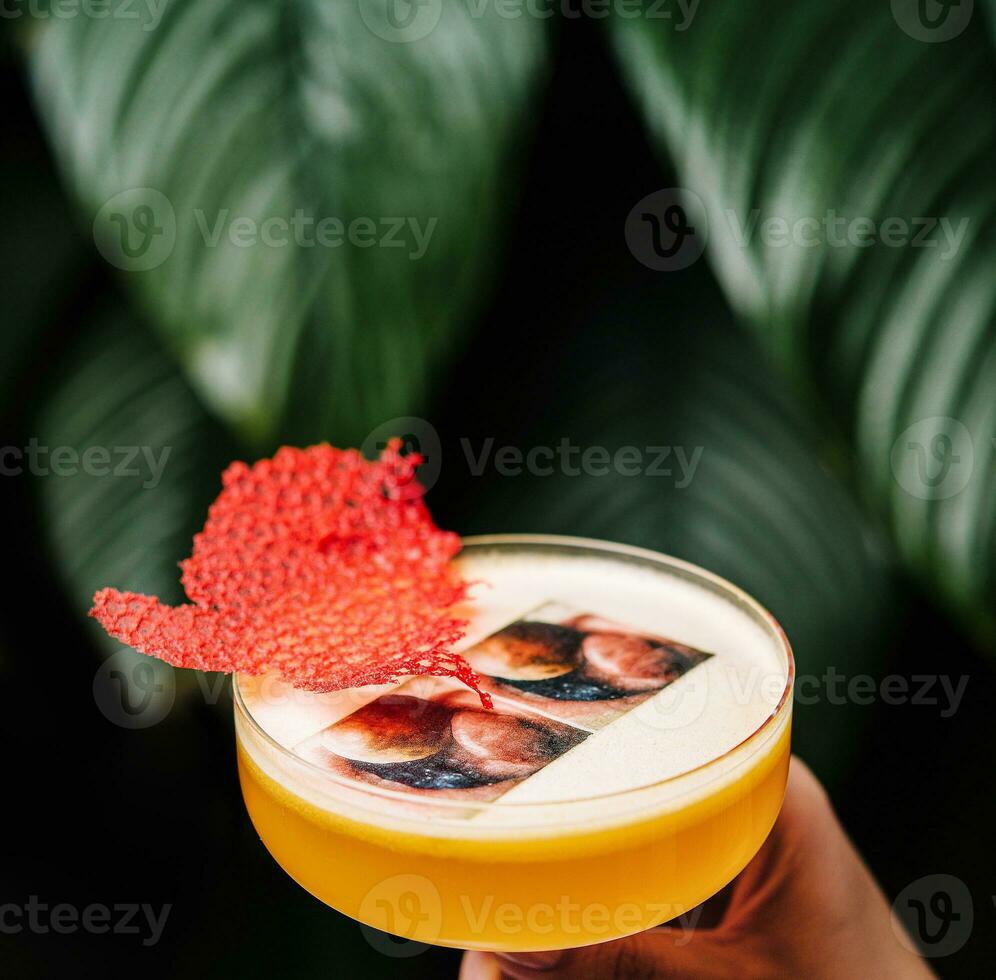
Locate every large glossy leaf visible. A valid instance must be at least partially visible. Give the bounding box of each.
[431,281,899,783]
[34,307,239,714]
[608,3,996,643]
[0,100,88,421]
[29,0,547,447]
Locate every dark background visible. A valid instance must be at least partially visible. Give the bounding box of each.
[3,11,995,980]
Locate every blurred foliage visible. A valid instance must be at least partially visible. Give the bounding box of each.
[0,134,87,419]
[36,307,240,642]
[608,2,996,643]
[28,0,548,446]
[432,281,898,778]
[6,2,994,794]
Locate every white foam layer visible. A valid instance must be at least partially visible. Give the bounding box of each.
[238,537,790,832]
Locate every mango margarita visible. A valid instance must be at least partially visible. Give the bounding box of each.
[235,536,794,952]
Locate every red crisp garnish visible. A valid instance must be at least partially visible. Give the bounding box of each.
[89,440,492,707]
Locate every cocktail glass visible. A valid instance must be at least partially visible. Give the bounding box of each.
[235,535,794,952]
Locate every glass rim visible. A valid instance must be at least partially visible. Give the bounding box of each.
[234,533,795,812]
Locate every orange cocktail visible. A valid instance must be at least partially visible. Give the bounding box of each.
[235,536,794,952]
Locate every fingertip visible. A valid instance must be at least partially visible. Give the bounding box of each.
[459,950,503,980]
[497,949,564,970]
[786,756,835,818]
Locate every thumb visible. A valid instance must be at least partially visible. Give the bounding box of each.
[463,926,748,980]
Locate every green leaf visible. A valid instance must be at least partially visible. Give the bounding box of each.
[29,0,547,447]
[0,115,88,421]
[34,306,239,659]
[433,283,899,783]
[607,3,996,644]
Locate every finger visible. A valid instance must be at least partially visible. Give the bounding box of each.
[489,928,750,980]
[459,949,503,980]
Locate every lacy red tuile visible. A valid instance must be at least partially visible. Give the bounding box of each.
[89,440,492,707]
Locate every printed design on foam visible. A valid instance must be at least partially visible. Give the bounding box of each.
[294,602,713,803]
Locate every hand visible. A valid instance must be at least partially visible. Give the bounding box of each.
[459,758,933,979]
